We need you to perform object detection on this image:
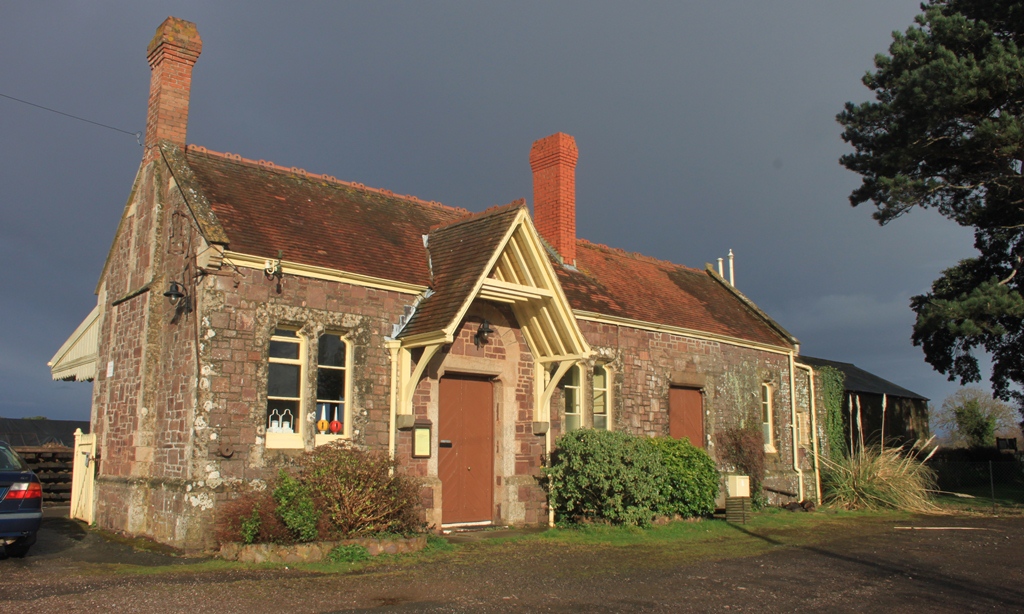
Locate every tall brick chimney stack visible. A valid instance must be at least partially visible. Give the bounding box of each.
[143,17,202,161]
[530,132,579,266]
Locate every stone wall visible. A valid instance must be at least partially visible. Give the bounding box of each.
[564,319,813,504]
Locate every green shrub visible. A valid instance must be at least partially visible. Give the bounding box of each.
[240,506,262,544]
[820,439,940,513]
[303,442,422,537]
[650,437,719,518]
[544,429,667,526]
[273,471,320,542]
[326,543,371,563]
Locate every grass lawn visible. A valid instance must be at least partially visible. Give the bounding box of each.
[92,508,942,578]
[932,485,1024,513]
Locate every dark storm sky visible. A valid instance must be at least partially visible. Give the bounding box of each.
[0,2,979,420]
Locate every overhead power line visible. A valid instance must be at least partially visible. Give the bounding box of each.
[0,92,141,145]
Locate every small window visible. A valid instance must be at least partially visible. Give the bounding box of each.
[593,365,610,430]
[315,333,349,438]
[562,365,582,432]
[266,327,303,447]
[762,384,776,452]
[797,412,811,447]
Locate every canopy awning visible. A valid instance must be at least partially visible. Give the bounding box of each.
[48,306,99,382]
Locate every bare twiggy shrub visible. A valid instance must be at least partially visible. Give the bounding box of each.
[303,442,422,537]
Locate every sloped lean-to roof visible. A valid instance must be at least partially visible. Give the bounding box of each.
[48,305,99,382]
[798,356,928,401]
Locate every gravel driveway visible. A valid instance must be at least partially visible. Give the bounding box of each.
[1,510,1021,612]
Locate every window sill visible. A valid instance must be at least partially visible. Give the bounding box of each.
[763,444,778,454]
[266,432,304,449]
[314,433,349,447]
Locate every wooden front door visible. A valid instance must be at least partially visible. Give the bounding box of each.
[439,375,494,524]
[669,387,704,447]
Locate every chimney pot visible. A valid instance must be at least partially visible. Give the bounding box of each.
[143,17,202,160]
[530,133,578,265]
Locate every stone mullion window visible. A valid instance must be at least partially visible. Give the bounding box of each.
[562,365,582,432]
[314,332,351,443]
[592,365,611,431]
[265,327,305,449]
[762,383,776,453]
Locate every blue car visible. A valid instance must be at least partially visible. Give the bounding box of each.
[0,441,42,558]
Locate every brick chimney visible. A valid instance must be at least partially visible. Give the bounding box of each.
[530,132,579,265]
[143,17,202,161]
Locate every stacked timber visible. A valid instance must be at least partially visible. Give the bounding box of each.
[14,444,74,504]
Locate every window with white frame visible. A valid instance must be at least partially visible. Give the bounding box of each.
[796,412,811,447]
[315,332,350,438]
[761,383,776,452]
[562,365,582,432]
[266,327,303,447]
[593,365,610,430]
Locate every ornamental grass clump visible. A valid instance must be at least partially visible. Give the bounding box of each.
[820,438,942,514]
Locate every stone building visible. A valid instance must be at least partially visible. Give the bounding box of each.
[53,17,823,549]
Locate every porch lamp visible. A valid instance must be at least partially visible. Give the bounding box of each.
[163,281,187,306]
[474,320,494,348]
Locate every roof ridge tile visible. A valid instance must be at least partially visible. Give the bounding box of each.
[186,144,469,214]
[427,198,526,233]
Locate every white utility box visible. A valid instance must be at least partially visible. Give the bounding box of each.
[727,475,750,498]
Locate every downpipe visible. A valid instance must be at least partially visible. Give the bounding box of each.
[789,352,804,502]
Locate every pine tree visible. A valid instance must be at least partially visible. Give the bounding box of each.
[839,1,1024,415]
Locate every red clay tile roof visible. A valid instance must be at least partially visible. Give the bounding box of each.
[399,201,525,338]
[183,146,467,287]
[176,145,793,348]
[560,240,795,348]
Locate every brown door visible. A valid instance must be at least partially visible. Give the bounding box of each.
[669,387,704,447]
[438,375,494,524]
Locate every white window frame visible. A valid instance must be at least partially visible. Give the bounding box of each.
[796,411,811,448]
[562,364,582,432]
[314,331,354,446]
[265,327,305,449]
[762,383,776,453]
[592,364,612,431]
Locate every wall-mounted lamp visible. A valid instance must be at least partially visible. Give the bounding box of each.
[163,281,187,306]
[474,320,494,348]
[264,250,284,278]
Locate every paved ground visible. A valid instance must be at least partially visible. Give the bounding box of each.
[1,510,1021,612]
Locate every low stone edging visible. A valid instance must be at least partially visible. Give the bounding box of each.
[219,535,428,563]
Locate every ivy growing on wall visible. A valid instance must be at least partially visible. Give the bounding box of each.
[818,366,846,460]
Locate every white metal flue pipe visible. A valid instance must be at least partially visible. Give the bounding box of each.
[728,249,735,286]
